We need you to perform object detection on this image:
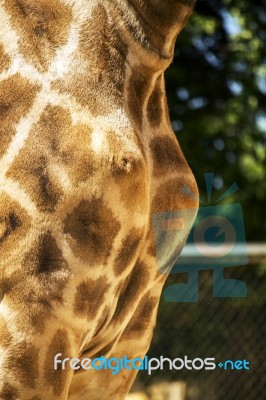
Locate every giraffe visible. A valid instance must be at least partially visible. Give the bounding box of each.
[0,0,198,399]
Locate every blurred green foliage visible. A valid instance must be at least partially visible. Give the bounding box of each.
[166,0,266,241]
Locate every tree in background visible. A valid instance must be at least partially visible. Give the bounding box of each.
[166,0,266,241]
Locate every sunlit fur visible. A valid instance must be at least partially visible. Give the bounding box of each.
[0,1,198,399]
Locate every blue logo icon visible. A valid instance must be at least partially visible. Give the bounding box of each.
[152,173,249,302]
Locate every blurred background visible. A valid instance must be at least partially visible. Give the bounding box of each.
[129,0,266,399]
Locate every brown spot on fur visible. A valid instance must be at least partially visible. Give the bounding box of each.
[52,4,127,114]
[7,101,95,209]
[150,135,186,178]
[113,262,150,324]
[0,213,21,245]
[150,141,198,268]
[147,76,164,127]
[146,224,157,258]
[34,105,71,149]
[7,153,62,213]
[4,0,72,71]
[0,194,31,256]
[3,233,70,333]
[8,105,95,188]
[57,122,95,182]
[45,329,71,396]
[23,231,70,280]
[0,383,18,400]
[6,342,39,389]
[37,105,95,181]
[74,277,110,319]
[127,66,153,129]
[150,172,198,274]
[34,232,68,274]
[32,159,60,211]
[0,74,39,158]
[152,174,198,213]
[0,44,11,73]
[114,229,143,276]
[124,294,158,338]
[64,198,121,265]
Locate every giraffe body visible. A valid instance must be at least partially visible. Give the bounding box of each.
[0,1,198,398]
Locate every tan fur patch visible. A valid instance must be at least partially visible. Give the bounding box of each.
[115,171,148,212]
[6,341,39,389]
[5,286,64,335]
[113,262,150,323]
[45,329,71,396]
[74,277,110,319]
[79,4,127,98]
[0,74,40,158]
[0,44,11,73]
[53,4,127,114]
[114,229,143,276]
[64,198,121,265]
[4,0,72,71]
[91,338,117,359]
[109,134,148,212]
[6,294,50,334]
[94,305,109,336]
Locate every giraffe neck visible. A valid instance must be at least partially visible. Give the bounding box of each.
[0,1,198,398]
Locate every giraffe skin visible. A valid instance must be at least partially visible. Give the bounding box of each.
[0,1,198,399]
